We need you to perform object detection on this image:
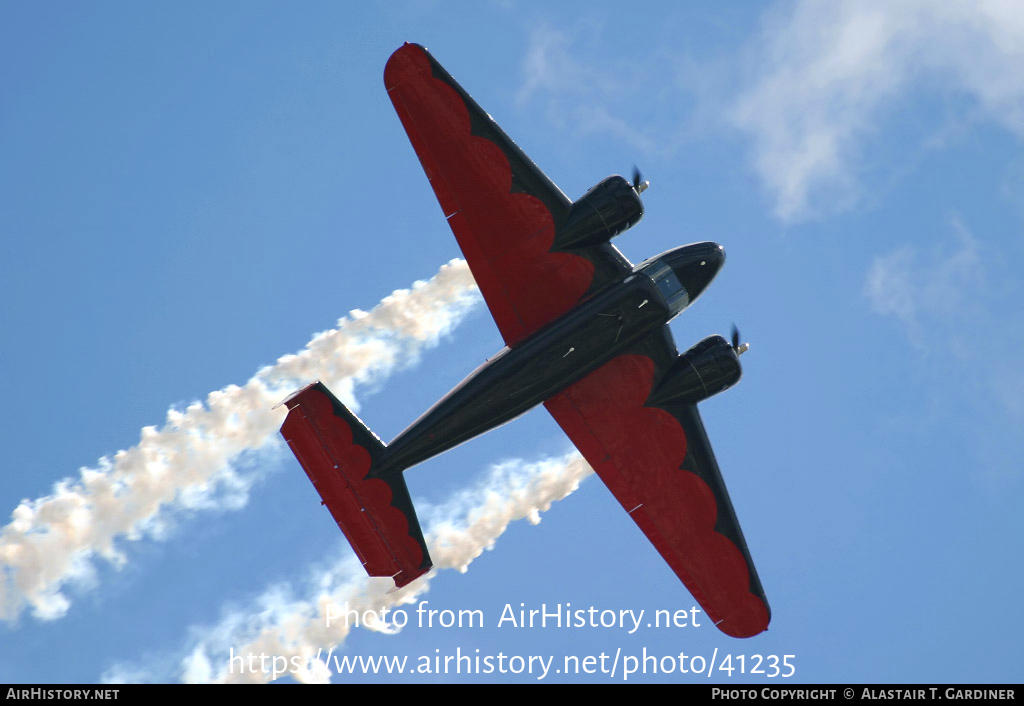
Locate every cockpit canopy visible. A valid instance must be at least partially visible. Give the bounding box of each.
[644,260,690,316]
[637,242,725,320]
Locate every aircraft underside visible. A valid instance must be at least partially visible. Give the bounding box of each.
[278,42,772,639]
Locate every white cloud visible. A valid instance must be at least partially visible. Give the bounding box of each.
[863,218,1024,484]
[517,24,658,154]
[731,0,1024,221]
[863,217,983,347]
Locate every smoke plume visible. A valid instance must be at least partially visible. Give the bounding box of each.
[103,452,593,683]
[0,260,479,623]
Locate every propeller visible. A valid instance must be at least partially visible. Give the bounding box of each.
[632,165,650,195]
[731,324,750,356]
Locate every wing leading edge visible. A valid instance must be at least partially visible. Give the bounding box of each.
[544,327,771,638]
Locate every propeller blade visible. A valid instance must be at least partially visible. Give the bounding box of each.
[731,324,750,356]
[631,165,649,194]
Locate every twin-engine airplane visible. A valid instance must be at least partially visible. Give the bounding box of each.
[279,43,771,638]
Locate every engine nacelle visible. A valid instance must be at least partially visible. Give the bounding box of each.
[557,176,644,250]
[648,335,742,406]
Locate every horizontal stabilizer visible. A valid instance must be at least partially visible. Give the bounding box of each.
[280,382,431,588]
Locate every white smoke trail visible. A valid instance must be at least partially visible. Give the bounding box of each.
[103,452,593,684]
[0,260,479,623]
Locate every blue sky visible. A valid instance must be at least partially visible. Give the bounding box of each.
[2,0,1022,684]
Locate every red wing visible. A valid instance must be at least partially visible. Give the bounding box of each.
[384,43,631,345]
[544,328,771,638]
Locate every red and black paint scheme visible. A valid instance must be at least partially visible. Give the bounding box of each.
[279,43,770,637]
[280,383,430,588]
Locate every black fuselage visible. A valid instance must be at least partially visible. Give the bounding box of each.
[374,240,726,476]
[376,271,669,474]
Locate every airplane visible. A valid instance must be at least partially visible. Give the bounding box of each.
[279,43,770,638]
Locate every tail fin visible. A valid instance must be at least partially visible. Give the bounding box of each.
[279,382,431,588]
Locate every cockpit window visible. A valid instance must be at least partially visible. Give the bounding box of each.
[643,260,688,314]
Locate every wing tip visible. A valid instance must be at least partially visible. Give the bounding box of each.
[716,598,772,638]
[388,565,432,592]
[385,42,431,88]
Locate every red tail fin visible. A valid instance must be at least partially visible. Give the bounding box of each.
[280,382,430,588]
